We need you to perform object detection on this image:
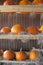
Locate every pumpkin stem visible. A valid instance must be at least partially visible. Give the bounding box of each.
[20,48,22,51]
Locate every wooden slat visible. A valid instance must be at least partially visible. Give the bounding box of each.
[0,60,41,64]
[0,34,43,39]
[0,5,43,12]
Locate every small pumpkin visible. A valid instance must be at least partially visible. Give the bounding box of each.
[39,25,43,32]
[11,24,25,34]
[27,26,39,34]
[3,50,15,60]
[29,50,38,60]
[1,27,11,34]
[33,0,43,4]
[16,51,27,61]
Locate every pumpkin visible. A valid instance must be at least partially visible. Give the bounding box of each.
[29,50,38,60]
[39,25,43,32]
[1,27,11,34]
[27,26,39,34]
[16,51,27,61]
[33,0,43,4]
[11,24,25,34]
[3,50,15,60]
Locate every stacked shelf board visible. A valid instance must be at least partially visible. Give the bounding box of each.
[0,5,43,65]
[0,33,43,39]
[0,5,43,12]
[0,60,42,64]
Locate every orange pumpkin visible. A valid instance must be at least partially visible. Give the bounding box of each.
[20,12,29,15]
[1,27,11,34]
[19,0,30,15]
[11,24,25,34]
[16,51,27,61]
[19,0,30,5]
[39,25,43,32]
[29,50,38,60]
[3,0,15,5]
[3,0,15,14]
[27,26,39,34]
[3,50,15,60]
[33,0,43,4]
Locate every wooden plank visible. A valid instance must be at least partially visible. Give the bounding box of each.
[0,5,43,12]
[0,60,40,64]
[0,34,43,39]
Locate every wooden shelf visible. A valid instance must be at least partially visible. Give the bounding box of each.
[0,33,43,39]
[0,5,43,12]
[0,58,42,64]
